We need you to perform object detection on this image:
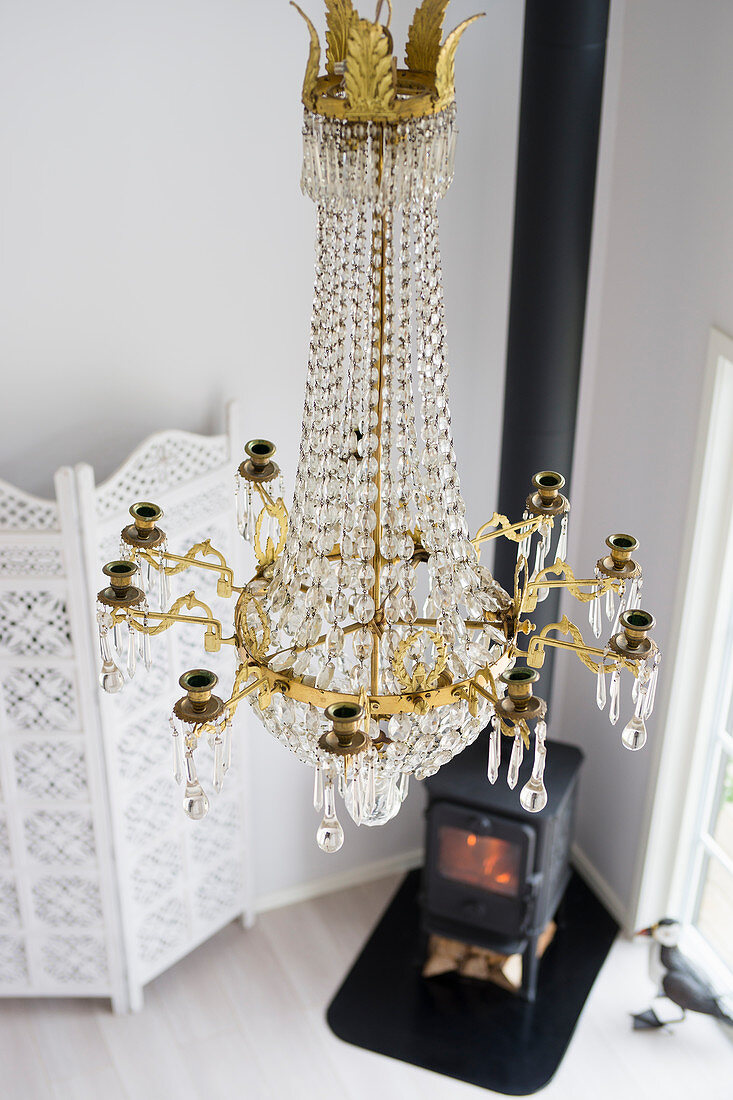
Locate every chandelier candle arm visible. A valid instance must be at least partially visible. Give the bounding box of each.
[90,0,661,849]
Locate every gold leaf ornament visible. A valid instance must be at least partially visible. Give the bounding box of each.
[254,495,288,567]
[344,18,396,117]
[235,590,271,660]
[527,615,598,674]
[291,2,321,106]
[325,0,355,73]
[405,0,450,74]
[392,629,448,691]
[435,14,484,108]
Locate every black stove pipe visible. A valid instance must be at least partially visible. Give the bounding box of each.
[494,0,610,698]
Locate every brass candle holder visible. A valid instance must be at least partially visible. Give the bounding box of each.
[610,610,656,660]
[122,502,166,550]
[526,471,568,518]
[498,667,547,725]
[597,533,641,580]
[173,669,225,726]
[238,439,280,484]
[319,702,369,756]
[98,561,144,608]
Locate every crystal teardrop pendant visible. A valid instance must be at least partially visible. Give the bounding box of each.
[519,720,548,813]
[317,814,345,852]
[487,721,500,784]
[621,716,647,751]
[183,750,209,819]
[596,663,607,709]
[507,731,523,790]
[589,593,602,639]
[183,779,210,819]
[316,777,344,852]
[605,586,616,623]
[609,668,621,725]
[99,661,124,694]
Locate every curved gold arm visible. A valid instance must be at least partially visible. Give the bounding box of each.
[525,615,639,676]
[120,592,229,653]
[473,511,549,548]
[137,540,235,598]
[522,559,621,614]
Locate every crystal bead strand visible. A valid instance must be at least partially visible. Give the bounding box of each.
[418,199,478,623]
[281,203,330,597]
[338,193,373,632]
[306,204,350,666]
[414,198,478,673]
[386,203,420,630]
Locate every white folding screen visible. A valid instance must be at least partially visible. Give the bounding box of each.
[0,475,126,1007]
[0,404,253,1011]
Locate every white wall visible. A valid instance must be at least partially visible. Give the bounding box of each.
[551,0,733,925]
[0,1,523,902]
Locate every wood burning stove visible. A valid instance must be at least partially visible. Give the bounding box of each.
[421,732,583,1001]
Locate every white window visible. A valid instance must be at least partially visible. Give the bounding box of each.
[684,611,733,972]
[632,329,733,988]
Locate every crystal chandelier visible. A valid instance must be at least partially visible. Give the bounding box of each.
[95,0,660,852]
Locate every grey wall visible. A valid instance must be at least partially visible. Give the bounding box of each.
[0,0,523,901]
[551,0,733,922]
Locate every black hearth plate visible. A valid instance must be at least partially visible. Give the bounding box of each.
[327,869,618,1095]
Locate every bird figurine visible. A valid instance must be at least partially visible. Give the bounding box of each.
[632,917,733,1030]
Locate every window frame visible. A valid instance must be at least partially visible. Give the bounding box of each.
[630,328,733,990]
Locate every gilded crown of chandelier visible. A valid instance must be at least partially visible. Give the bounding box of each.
[94,0,660,852]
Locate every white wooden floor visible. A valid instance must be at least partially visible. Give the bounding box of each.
[2,874,731,1100]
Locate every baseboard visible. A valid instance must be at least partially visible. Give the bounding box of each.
[255,848,424,913]
[571,843,628,930]
[255,843,627,930]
